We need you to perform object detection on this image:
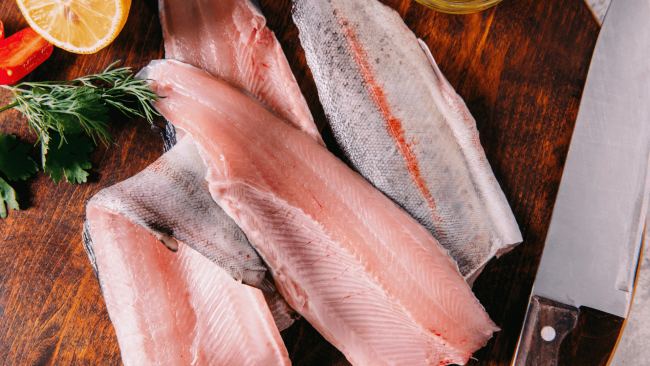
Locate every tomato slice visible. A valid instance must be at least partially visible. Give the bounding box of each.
[0,27,53,85]
[0,21,4,41]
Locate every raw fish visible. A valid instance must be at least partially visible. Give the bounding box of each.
[84,195,290,365]
[158,0,323,144]
[292,0,522,282]
[155,0,306,328]
[81,1,316,360]
[89,0,305,332]
[88,137,266,287]
[139,59,500,366]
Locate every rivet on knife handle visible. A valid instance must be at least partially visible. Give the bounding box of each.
[514,295,579,366]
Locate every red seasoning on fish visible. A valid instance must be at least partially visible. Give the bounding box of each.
[139,59,500,366]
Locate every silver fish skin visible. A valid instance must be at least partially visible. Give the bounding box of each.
[88,137,267,287]
[292,0,522,281]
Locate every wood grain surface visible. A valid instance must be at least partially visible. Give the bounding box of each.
[0,0,620,365]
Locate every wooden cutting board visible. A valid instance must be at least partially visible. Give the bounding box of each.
[0,0,624,364]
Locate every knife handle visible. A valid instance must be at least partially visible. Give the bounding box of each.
[514,295,579,366]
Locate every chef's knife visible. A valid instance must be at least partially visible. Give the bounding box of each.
[512,0,650,364]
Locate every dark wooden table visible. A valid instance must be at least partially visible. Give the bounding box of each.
[0,0,624,365]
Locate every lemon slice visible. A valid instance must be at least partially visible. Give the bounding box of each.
[16,0,131,54]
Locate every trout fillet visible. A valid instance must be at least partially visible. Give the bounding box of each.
[85,206,289,365]
[83,138,292,365]
[292,0,522,282]
[139,59,500,366]
[158,0,323,145]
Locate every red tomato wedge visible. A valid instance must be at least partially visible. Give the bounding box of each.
[0,21,4,41]
[0,27,53,85]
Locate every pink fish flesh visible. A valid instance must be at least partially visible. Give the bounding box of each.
[156,0,320,329]
[158,0,323,145]
[83,136,293,365]
[139,59,500,366]
[84,206,290,365]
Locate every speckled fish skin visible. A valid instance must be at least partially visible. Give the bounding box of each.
[292,0,522,282]
[89,137,267,287]
[84,204,291,366]
[139,59,500,366]
[158,0,324,145]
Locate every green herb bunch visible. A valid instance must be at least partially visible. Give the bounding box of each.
[0,62,160,218]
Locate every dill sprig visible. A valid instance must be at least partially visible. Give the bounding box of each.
[0,61,160,147]
[0,61,163,217]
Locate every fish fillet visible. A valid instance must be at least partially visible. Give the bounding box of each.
[292,0,522,282]
[158,0,323,145]
[139,59,500,366]
[89,137,267,287]
[84,204,290,366]
[85,133,296,325]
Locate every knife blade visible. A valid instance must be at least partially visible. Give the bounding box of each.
[512,0,650,364]
[607,212,649,365]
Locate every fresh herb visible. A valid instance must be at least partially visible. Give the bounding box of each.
[0,61,161,217]
[0,132,39,180]
[0,61,160,148]
[0,133,38,218]
[0,176,19,218]
[44,131,94,184]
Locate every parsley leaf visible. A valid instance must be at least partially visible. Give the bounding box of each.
[0,133,39,181]
[0,133,37,218]
[0,176,19,218]
[44,132,94,184]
